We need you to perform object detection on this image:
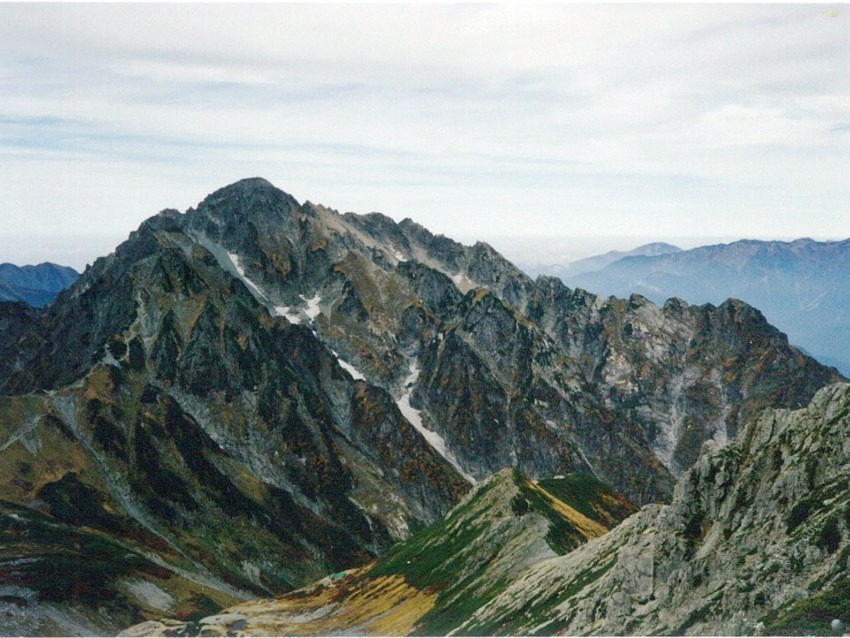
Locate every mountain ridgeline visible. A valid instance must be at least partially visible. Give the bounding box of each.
[561,237,850,375]
[0,178,842,634]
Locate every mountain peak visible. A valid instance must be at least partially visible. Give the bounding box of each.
[186,178,302,245]
[222,176,276,190]
[2,178,844,634]
[198,177,300,211]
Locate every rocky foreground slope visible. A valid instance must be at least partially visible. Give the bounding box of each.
[124,383,850,637]
[456,382,850,636]
[0,178,842,634]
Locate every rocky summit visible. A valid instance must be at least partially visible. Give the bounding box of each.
[0,178,843,635]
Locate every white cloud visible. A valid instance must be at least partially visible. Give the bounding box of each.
[683,103,828,149]
[0,3,849,267]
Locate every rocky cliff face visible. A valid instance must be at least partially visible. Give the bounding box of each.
[0,178,842,634]
[0,182,472,634]
[456,382,850,636]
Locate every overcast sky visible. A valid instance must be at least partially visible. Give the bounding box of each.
[1,3,848,270]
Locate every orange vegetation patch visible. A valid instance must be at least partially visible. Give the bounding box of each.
[226,569,435,636]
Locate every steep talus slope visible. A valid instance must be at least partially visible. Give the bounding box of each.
[0,178,842,633]
[456,383,850,636]
[0,500,242,636]
[120,469,637,637]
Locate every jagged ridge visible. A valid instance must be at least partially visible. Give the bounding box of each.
[0,178,842,634]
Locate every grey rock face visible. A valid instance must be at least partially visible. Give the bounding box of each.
[458,383,850,636]
[2,179,840,499]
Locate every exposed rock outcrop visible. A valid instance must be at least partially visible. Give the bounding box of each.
[458,383,850,636]
[123,383,850,636]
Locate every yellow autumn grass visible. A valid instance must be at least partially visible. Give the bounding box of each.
[228,569,435,636]
[527,480,610,539]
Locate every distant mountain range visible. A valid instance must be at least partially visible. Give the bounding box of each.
[560,238,850,375]
[0,262,79,307]
[519,241,683,280]
[564,242,683,277]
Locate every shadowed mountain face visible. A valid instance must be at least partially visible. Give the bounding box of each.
[0,178,842,634]
[562,238,850,375]
[0,262,79,307]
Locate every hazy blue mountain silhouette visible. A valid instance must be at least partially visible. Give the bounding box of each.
[0,262,79,307]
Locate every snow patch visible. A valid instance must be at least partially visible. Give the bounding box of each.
[198,235,324,328]
[226,252,268,302]
[393,249,407,262]
[301,293,322,321]
[396,362,476,484]
[273,305,302,324]
[335,354,366,381]
[273,294,321,325]
[329,346,366,381]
